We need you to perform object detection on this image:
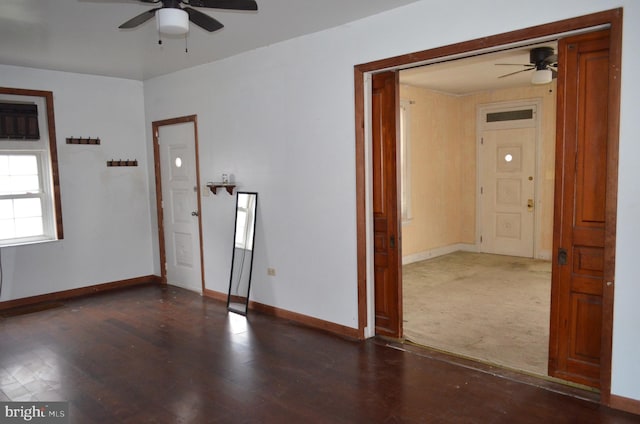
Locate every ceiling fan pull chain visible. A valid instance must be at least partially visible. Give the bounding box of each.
[185,34,188,53]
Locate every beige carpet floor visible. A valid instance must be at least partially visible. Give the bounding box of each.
[402,251,551,376]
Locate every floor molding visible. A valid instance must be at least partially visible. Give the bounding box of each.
[609,394,640,415]
[203,288,360,340]
[402,243,477,265]
[203,288,226,302]
[0,275,162,311]
[250,301,360,340]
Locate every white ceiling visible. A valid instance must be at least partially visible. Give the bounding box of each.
[0,0,420,80]
[0,1,558,93]
[400,41,558,95]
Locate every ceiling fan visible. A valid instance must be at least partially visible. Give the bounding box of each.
[496,47,558,85]
[118,0,258,35]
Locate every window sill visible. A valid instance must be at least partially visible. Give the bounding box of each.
[0,237,59,248]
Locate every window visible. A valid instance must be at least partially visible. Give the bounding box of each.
[486,109,533,123]
[0,88,63,247]
[399,99,412,222]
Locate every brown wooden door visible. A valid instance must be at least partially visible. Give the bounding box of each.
[549,29,613,388]
[371,71,402,337]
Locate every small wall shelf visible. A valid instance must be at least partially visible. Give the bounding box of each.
[207,183,236,195]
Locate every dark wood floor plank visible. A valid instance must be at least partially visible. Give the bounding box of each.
[1,285,639,423]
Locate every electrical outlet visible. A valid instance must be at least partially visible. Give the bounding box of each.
[267,268,276,276]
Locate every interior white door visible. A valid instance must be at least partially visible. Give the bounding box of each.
[158,122,202,292]
[479,125,536,257]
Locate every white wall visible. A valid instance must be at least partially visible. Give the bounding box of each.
[144,43,360,324]
[0,65,155,300]
[144,0,640,402]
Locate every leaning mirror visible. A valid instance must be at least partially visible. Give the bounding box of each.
[227,192,258,315]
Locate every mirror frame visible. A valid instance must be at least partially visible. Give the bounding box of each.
[227,191,258,315]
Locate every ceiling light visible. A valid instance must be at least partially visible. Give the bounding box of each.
[156,8,189,35]
[531,68,552,85]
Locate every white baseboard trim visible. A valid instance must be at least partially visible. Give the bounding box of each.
[536,250,552,261]
[402,243,478,265]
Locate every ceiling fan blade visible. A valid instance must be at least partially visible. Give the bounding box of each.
[185,0,258,11]
[118,8,159,29]
[184,7,224,32]
[498,67,534,79]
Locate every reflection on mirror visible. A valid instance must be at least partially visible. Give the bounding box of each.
[227,192,258,315]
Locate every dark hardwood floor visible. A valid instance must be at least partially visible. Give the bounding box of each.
[1,285,639,423]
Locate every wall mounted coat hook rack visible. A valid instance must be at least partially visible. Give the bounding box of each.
[107,159,138,167]
[66,137,100,145]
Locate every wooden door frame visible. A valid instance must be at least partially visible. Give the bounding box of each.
[152,115,206,292]
[354,8,621,404]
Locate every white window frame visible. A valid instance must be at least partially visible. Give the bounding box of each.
[399,99,412,223]
[0,89,61,247]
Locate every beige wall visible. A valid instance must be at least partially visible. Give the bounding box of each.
[400,85,463,256]
[401,82,556,259]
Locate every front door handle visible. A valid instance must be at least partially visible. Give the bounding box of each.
[527,198,534,211]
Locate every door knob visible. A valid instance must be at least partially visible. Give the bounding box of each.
[191,211,199,217]
[527,199,534,211]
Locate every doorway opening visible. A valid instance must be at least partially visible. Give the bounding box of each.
[398,58,555,376]
[355,9,621,400]
[152,115,205,293]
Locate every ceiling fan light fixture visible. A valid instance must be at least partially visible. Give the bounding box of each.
[156,8,189,35]
[531,68,553,85]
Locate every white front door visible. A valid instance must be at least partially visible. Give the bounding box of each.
[478,103,538,258]
[157,121,203,292]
